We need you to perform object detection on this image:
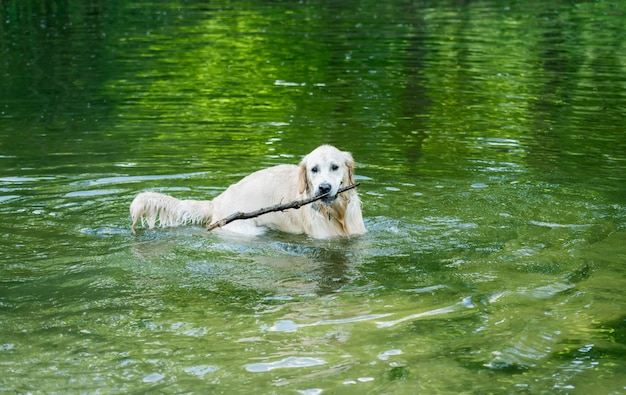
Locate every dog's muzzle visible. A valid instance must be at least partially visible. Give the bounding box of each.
[317,182,335,204]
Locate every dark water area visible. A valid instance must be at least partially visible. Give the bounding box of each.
[1,0,626,393]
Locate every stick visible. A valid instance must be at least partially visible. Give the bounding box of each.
[207,182,360,231]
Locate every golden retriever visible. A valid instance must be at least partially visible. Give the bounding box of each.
[130,145,366,238]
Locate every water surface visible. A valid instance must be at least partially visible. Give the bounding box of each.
[1,0,625,393]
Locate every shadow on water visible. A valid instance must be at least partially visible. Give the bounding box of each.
[129,226,364,296]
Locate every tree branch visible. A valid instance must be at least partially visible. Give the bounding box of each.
[207,182,361,231]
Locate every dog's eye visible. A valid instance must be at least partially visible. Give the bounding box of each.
[311,166,318,173]
[331,164,339,171]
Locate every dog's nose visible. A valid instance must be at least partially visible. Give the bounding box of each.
[318,182,332,195]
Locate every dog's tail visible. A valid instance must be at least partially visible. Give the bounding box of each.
[130,192,213,234]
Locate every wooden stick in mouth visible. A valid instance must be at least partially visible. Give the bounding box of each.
[207,182,361,231]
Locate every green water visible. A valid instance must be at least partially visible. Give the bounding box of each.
[1,0,626,393]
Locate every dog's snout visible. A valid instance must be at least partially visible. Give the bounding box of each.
[318,182,332,195]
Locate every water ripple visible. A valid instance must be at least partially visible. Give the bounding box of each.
[245,357,326,372]
[266,313,392,333]
[375,304,462,328]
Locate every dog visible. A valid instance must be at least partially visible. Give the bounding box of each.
[130,145,366,238]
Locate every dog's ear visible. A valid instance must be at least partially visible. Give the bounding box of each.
[298,160,308,194]
[344,151,355,185]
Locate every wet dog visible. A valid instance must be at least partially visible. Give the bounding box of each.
[130,145,366,238]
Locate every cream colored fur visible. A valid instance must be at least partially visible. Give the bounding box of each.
[130,145,366,238]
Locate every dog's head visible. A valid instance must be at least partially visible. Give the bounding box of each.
[298,145,355,204]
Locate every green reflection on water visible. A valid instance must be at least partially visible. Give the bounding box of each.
[1,0,626,393]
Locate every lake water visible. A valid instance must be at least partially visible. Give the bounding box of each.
[1,0,625,393]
